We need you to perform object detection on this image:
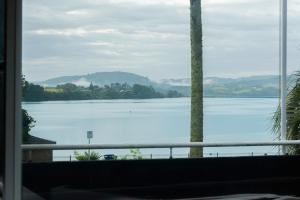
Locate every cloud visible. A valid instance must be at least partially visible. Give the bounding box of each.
[28,27,120,37]
[133,30,186,39]
[65,9,94,17]
[22,0,300,82]
[23,56,63,66]
[85,41,115,47]
[88,0,189,7]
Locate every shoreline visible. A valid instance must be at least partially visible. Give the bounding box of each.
[21,96,279,103]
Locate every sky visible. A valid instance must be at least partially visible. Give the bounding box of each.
[22,0,300,82]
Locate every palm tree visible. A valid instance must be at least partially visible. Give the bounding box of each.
[273,72,300,154]
[190,0,203,158]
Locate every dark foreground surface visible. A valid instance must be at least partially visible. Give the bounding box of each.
[23,156,300,199]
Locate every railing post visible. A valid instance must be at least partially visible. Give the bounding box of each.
[28,151,32,162]
[169,147,173,159]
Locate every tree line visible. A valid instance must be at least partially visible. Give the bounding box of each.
[22,78,183,102]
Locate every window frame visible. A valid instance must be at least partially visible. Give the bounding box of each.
[4,0,22,199]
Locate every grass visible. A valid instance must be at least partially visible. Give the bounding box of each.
[44,87,64,93]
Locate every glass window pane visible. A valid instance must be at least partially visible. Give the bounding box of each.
[22,0,191,161]
[22,0,282,159]
[202,0,280,156]
[21,0,291,198]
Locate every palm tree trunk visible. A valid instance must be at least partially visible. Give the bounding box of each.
[190,0,203,158]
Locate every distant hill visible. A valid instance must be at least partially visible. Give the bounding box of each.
[161,75,286,87]
[38,72,296,98]
[161,75,297,98]
[39,71,155,87]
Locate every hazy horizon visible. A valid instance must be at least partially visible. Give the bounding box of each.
[31,70,288,84]
[26,70,287,83]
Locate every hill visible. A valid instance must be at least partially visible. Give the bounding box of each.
[39,72,155,87]
[161,75,297,98]
[38,72,296,98]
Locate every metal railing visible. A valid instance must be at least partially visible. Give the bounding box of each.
[51,152,280,161]
[21,140,300,150]
[21,141,300,160]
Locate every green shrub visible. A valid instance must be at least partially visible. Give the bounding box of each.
[22,109,36,141]
[74,151,101,161]
[129,149,143,160]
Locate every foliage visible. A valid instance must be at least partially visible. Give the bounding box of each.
[119,149,143,160]
[273,72,300,154]
[44,87,64,93]
[22,78,183,102]
[129,149,143,160]
[74,151,101,161]
[22,108,36,141]
[22,76,45,101]
[204,85,278,98]
[167,90,183,98]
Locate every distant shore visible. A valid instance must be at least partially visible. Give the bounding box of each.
[21,96,279,103]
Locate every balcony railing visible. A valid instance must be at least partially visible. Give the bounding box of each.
[21,141,300,160]
[21,140,300,151]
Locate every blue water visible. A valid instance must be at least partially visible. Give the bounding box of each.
[22,98,280,159]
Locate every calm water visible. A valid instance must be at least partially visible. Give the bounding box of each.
[22,98,280,159]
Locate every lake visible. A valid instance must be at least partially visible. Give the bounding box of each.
[22,97,280,159]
